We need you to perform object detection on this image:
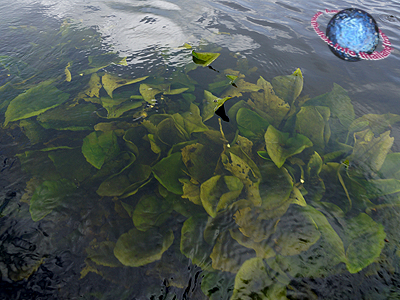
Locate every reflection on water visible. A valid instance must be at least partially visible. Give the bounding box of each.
[1,0,400,299]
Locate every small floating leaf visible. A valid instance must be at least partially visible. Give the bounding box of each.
[192,50,220,66]
[202,90,231,122]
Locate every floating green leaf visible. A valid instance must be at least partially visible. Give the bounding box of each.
[265,125,313,168]
[192,50,220,66]
[114,228,174,267]
[82,130,120,169]
[29,179,76,221]
[4,80,70,126]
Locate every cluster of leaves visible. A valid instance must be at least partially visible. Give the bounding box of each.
[2,24,400,298]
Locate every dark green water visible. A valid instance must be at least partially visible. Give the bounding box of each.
[1,1,400,299]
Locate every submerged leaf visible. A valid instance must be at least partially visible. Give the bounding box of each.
[295,106,330,151]
[265,125,313,168]
[348,129,393,173]
[29,179,76,221]
[102,73,148,98]
[344,213,386,273]
[86,241,122,267]
[231,257,288,300]
[132,194,173,231]
[152,152,186,195]
[271,68,303,105]
[236,108,270,141]
[114,228,174,267]
[4,80,70,126]
[248,76,290,127]
[82,131,120,169]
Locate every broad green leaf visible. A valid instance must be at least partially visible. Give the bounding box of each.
[152,152,186,195]
[305,83,355,141]
[265,125,313,168]
[248,76,290,127]
[82,131,120,169]
[179,178,201,205]
[380,153,400,179]
[156,117,188,146]
[295,106,331,151]
[222,149,262,206]
[83,73,102,98]
[271,68,303,105]
[177,103,209,135]
[348,129,393,173]
[236,108,270,141]
[181,143,220,183]
[19,119,47,145]
[96,152,137,196]
[231,257,288,300]
[210,231,256,273]
[305,151,325,201]
[221,79,262,99]
[132,194,173,231]
[114,228,174,267]
[102,73,148,98]
[4,80,70,126]
[347,113,400,141]
[37,103,98,131]
[364,179,400,198]
[200,175,243,218]
[202,90,231,122]
[99,96,143,118]
[180,214,214,269]
[344,213,386,273]
[272,205,346,278]
[121,164,153,198]
[86,241,122,267]
[29,179,76,221]
[192,51,220,66]
[270,205,321,256]
[258,161,294,213]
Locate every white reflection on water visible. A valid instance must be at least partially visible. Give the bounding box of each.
[15,0,260,57]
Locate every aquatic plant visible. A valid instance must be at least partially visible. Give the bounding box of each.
[1,22,400,299]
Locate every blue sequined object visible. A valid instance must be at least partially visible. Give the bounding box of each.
[326,8,380,61]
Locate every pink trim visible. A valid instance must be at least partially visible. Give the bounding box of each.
[311,10,392,60]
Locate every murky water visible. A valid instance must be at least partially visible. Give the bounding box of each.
[1,0,400,299]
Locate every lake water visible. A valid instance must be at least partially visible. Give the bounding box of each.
[1,0,400,299]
